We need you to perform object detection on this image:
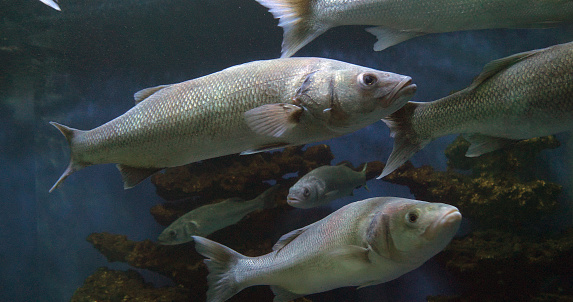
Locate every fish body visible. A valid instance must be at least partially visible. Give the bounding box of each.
[158,185,279,245]
[255,0,573,57]
[49,57,416,191]
[380,41,573,178]
[193,196,461,302]
[287,163,367,208]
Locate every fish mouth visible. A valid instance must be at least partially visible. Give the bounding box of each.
[423,207,462,240]
[380,77,416,108]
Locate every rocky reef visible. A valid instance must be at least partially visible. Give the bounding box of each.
[72,137,573,301]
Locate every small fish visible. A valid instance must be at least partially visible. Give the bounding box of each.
[255,0,573,57]
[49,57,416,192]
[158,185,280,245]
[379,41,573,178]
[287,163,367,208]
[40,0,61,11]
[193,196,461,302]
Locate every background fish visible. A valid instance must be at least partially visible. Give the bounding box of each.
[193,196,461,302]
[379,41,573,178]
[255,0,573,57]
[287,162,367,208]
[49,57,416,192]
[158,185,279,245]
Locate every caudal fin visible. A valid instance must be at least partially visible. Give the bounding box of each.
[49,122,86,192]
[378,102,430,179]
[192,236,248,302]
[255,0,329,58]
[39,0,61,11]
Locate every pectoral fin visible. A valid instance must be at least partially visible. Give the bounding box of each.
[365,27,424,51]
[464,134,517,157]
[327,245,371,267]
[244,103,304,137]
[116,164,161,189]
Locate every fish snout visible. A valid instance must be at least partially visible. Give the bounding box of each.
[379,76,417,108]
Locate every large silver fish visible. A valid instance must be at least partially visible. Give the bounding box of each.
[193,196,461,302]
[158,185,280,245]
[49,57,416,192]
[287,163,367,209]
[379,41,573,178]
[255,0,573,57]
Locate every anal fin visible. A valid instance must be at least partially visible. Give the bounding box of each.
[117,164,161,189]
[365,27,424,51]
[464,134,517,157]
[271,285,303,302]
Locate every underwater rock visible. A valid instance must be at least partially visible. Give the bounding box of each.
[429,228,573,301]
[384,136,562,230]
[151,145,334,201]
[71,267,191,302]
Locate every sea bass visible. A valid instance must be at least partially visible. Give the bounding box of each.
[158,185,280,245]
[193,196,461,302]
[255,0,573,57]
[287,163,367,208]
[49,57,416,192]
[379,41,573,178]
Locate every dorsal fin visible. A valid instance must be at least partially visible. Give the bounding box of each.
[134,85,170,104]
[272,224,311,253]
[467,48,544,91]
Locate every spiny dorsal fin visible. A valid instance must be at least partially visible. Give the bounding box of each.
[134,85,170,104]
[468,48,544,91]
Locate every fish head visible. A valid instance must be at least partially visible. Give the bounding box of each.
[287,175,324,209]
[157,221,199,245]
[301,62,416,132]
[365,198,461,264]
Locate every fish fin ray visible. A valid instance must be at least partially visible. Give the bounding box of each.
[244,103,304,137]
[379,102,430,179]
[327,245,371,267]
[272,224,312,252]
[49,122,87,192]
[271,286,303,302]
[116,165,161,189]
[255,0,329,57]
[365,27,424,51]
[464,134,517,157]
[192,236,247,302]
[39,0,60,11]
[468,49,544,90]
[357,280,381,290]
[241,142,290,155]
[134,84,170,104]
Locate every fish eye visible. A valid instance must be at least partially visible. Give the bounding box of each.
[359,73,378,87]
[303,187,311,197]
[406,210,420,224]
[168,230,177,238]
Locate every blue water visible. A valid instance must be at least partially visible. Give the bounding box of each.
[1,0,572,301]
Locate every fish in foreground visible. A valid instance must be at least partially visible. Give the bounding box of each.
[379,41,573,179]
[255,0,573,58]
[158,185,280,245]
[193,196,461,302]
[49,57,416,192]
[287,162,367,209]
[40,0,60,10]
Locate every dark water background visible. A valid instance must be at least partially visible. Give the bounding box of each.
[1,0,572,301]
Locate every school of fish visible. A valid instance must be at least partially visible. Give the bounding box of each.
[43,0,573,301]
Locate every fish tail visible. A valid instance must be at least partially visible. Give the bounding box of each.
[255,0,329,58]
[378,102,430,179]
[49,122,86,192]
[39,0,61,11]
[192,236,248,302]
